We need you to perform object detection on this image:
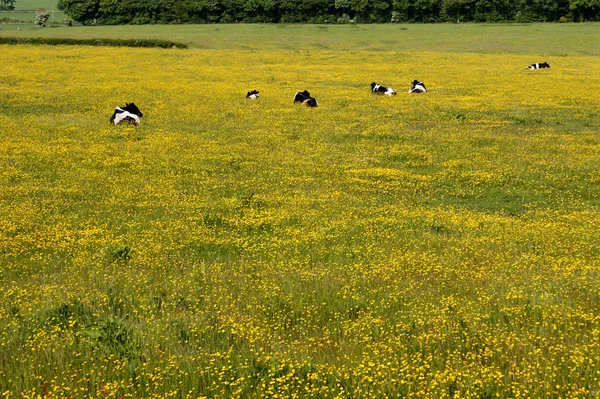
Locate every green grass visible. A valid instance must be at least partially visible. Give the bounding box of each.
[0,0,63,23]
[0,22,598,54]
[0,10,65,22]
[13,0,55,10]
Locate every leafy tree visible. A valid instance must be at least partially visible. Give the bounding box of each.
[393,0,442,21]
[57,0,600,24]
[98,0,127,23]
[441,0,475,20]
[568,0,600,20]
[0,0,15,11]
[58,0,100,23]
[473,0,514,21]
[242,0,279,22]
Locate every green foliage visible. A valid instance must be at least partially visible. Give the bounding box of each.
[43,298,140,361]
[52,0,599,23]
[0,36,187,47]
[44,299,95,331]
[80,315,140,360]
[0,0,15,11]
[0,16,23,22]
[569,0,600,21]
[57,0,98,23]
[105,244,132,264]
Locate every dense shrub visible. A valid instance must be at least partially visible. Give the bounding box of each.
[34,10,50,26]
[0,36,188,48]
[0,0,15,11]
[56,0,600,23]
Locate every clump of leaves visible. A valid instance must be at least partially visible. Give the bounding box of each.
[80,315,139,359]
[34,10,50,27]
[105,244,132,263]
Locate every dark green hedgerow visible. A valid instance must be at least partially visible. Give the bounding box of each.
[0,37,187,48]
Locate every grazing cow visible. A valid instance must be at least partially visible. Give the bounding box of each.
[110,103,143,126]
[371,82,397,96]
[408,80,427,93]
[246,90,260,99]
[293,90,318,107]
[527,62,550,70]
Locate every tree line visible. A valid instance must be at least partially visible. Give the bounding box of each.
[0,0,15,11]
[57,0,599,24]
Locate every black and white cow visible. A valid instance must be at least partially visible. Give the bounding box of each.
[527,62,550,70]
[408,80,427,93]
[293,90,318,107]
[110,103,143,126]
[246,90,260,99]
[371,82,397,96]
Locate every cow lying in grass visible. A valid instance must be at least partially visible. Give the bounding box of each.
[293,90,318,107]
[110,103,143,126]
[371,82,397,96]
[408,80,427,93]
[527,62,550,70]
[246,90,260,99]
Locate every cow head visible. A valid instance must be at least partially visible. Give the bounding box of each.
[304,98,318,107]
[125,103,143,118]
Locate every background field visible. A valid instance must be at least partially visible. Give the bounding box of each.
[0,0,63,23]
[1,25,600,398]
[12,0,55,9]
[0,23,599,54]
[0,11,64,24]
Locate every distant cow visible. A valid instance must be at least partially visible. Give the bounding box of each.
[527,62,550,70]
[371,82,397,96]
[110,103,143,126]
[293,90,318,107]
[408,80,427,93]
[246,90,260,99]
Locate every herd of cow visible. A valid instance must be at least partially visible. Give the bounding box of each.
[249,79,427,108]
[110,62,549,126]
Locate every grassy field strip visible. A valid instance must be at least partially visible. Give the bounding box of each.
[0,23,599,54]
[10,0,55,10]
[0,11,66,22]
[1,40,600,398]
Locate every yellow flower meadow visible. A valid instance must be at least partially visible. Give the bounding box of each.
[0,43,599,398]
